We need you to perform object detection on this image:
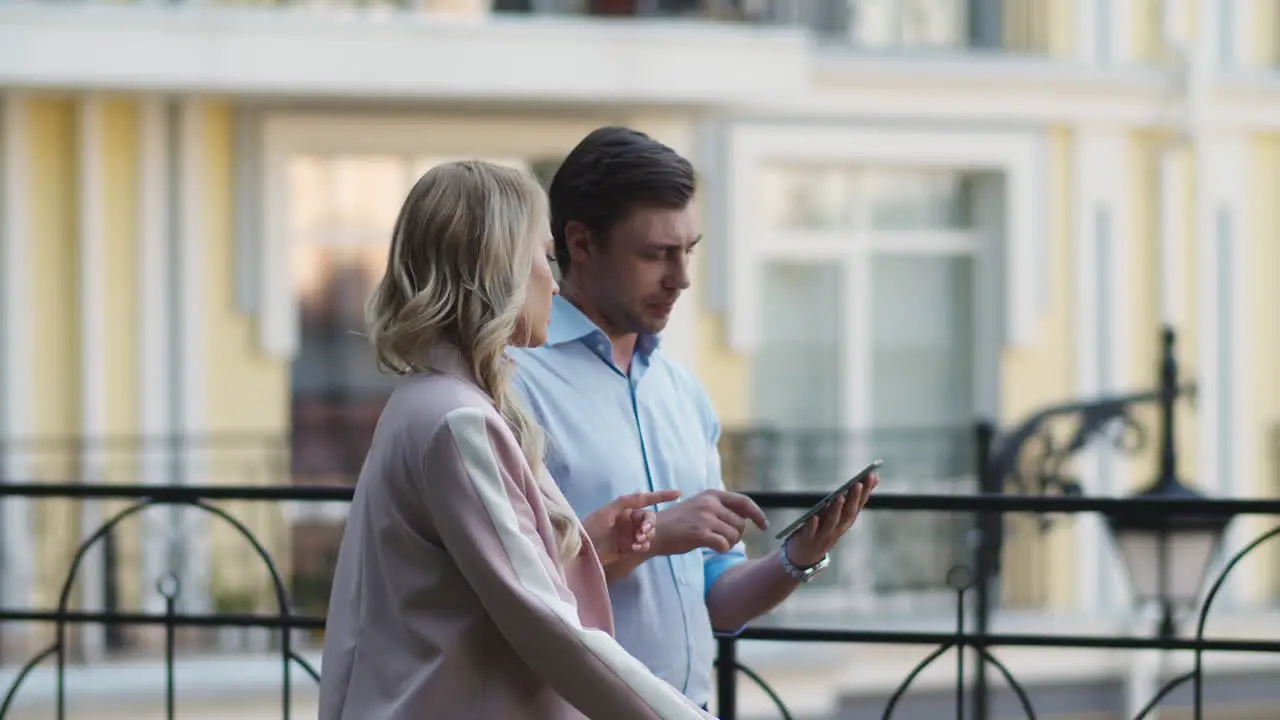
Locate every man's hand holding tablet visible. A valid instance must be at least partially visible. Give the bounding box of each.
[604,463,878,587]
[776,460,881,570]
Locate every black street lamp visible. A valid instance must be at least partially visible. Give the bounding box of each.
[970,325,1234,719]
[1103,327,1235,638]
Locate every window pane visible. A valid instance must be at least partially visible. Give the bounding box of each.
[761,166,852,230]
[290,155,411,484]
[752,262,844,433]
[870,254,975,426]
[747,262,846,590]
[290,155,409,248]
[412,155,530,181]
[867,254,975,601]
[861,168,973,230]
[850,0,969,49]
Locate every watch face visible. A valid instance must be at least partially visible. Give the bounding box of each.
[792,554,829,582]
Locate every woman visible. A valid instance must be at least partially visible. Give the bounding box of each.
[318,160,714,720]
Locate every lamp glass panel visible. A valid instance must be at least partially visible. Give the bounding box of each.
[1115,528,1220,604]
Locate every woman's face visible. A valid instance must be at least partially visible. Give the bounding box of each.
[513,236,559,348]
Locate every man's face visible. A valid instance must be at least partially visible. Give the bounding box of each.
[572,204,699,337]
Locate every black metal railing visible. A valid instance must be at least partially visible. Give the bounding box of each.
[0,482,1278,719]
[721,426,992,611]
[2,329,1277,719]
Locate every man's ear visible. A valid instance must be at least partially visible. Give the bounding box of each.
[564,220,594,266]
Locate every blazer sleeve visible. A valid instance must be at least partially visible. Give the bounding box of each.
[424,406,713,720]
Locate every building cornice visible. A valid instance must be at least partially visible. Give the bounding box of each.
[3,4,1277,131]
[743,52,1280,131]
[0,3,808,106]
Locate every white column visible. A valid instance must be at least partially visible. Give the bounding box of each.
[1073,0,1099,62]
[1,94,35,614]
[1077,0,1133,64]
[177,98,211,615]
[1195,136,1249,607]
[1157,150,1185,326]
[841,253,875,612]
[1072,129,1129,615]
[1226,0,1253,68]
[723,124,761,354]
[77,95,108,661]
[259,117,297,359]
[138,96,172,614]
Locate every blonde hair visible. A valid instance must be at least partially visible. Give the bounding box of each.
[365,160,582,561]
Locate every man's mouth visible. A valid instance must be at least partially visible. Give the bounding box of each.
[649,300,676,315]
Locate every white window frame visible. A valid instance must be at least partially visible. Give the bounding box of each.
[718,123,1047,360]
[1075,0,1133,64]
[755,233,988,613]
[843,0,973,51]
[726,124,1047,613]
[1214,0,1253,68]
[756,227,984,433]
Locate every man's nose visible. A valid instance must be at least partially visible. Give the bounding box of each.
[667,256,692,291]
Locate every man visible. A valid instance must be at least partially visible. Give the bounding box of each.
[509,126,877,709]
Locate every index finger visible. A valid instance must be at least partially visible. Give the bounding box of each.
[718,492,769,531]
[614,489,682,509]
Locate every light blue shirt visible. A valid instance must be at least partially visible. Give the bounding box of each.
[509,295,747,706]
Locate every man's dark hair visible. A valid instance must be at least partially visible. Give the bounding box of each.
[548,126,696,277]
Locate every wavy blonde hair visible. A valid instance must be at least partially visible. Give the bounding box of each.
[365,160,582,561]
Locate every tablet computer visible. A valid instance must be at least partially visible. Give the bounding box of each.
[774,459,883,541]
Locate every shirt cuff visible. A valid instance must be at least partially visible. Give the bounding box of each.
[703,548,749,637]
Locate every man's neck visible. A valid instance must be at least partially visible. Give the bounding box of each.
[560,285,637,372]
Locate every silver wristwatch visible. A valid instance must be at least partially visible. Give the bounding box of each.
[779,546,830,583]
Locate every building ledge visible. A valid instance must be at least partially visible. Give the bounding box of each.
[0,2,809,105]
[728,49,1280,130]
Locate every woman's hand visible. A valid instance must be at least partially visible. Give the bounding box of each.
[583,489,682,566]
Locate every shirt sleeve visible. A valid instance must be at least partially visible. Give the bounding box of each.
[697,393,748,595]
[426,406,713,720]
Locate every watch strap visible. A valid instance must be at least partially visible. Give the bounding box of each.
[780,547,830,583]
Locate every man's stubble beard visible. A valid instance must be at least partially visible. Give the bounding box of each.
[603,299,662,338]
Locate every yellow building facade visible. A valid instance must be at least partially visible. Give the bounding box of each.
[2,0,1280,716]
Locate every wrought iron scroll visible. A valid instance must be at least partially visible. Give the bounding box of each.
[0,496,321,720]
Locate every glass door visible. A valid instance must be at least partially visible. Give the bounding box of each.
[748,261,851,606]
[748,162,991,618]
[865,252,978,611]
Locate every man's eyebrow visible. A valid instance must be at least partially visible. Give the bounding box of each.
[645,235,702,249]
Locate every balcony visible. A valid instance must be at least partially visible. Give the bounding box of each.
[0,0,808,103]
[0,466,1278,719]
[0,0,1061,102]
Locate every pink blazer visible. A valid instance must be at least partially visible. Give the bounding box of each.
[317,345,713,720]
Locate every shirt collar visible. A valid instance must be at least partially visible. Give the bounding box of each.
[545,295,662,360]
